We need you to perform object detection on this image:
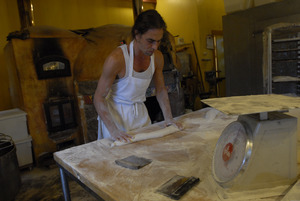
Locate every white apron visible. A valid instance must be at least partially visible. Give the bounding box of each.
[97,41,154,139]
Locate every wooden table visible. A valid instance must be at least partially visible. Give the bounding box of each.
[54,108,300,201]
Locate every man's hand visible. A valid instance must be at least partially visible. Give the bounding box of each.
[110,130,133,142]
[165,119,184,130]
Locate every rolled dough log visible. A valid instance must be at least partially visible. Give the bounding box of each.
[111,125,180,147]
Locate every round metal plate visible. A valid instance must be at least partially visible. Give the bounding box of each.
[212,121,252,187]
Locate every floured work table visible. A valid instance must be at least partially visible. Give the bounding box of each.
[54,95,300,201]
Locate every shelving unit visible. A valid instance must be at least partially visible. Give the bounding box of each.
[269,27,300,96]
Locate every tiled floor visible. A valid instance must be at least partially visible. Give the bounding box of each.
[15,165,97,201]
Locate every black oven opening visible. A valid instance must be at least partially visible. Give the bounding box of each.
[43,97,77,134]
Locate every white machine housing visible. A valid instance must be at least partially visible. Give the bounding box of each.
[213,111,298,190]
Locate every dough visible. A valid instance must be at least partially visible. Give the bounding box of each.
[111,125,180,147]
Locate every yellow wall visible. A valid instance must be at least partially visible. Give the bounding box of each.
[0,0,20,110]
[32,0,135,29]
[0,0,225,110]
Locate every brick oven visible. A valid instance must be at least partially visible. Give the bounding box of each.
[5,26,86,163]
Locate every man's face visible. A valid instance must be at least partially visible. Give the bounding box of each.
[136,28,164,56]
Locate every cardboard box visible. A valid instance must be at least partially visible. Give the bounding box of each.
[254,0,282,7]
[224,0,253,14]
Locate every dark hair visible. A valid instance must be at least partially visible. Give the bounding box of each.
[131,10,167,39]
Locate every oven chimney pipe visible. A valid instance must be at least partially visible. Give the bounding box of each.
[132,0,143,20]
[17,0,35,30]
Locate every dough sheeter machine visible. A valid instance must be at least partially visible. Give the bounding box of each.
[202,94,300,198]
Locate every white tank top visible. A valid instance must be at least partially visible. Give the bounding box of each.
[98,40,154,139]
[107,41,155,103]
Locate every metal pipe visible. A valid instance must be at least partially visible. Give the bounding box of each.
[17,0,35,30]
[132,0,143,20]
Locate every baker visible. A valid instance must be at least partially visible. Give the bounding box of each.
[94,9,183,142]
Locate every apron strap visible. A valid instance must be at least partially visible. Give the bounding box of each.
[129,41,134,77]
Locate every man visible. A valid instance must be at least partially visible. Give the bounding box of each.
[94,9,182,142]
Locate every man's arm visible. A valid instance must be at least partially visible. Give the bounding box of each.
[93,48,132,142]
[153,50,183,129]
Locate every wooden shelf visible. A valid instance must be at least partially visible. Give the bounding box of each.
[143,0,156,3]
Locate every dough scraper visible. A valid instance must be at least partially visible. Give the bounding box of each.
[115,155,152,170]
[156,175,200,200]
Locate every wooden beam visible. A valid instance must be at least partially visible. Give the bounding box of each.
[124,0,157,3]
[143,0,156,3]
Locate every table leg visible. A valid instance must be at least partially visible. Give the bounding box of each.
[59,167,71,201]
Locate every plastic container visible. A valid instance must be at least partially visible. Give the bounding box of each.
[0,133,21,201]
[0,108,28,141]
[15,136,33,167]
